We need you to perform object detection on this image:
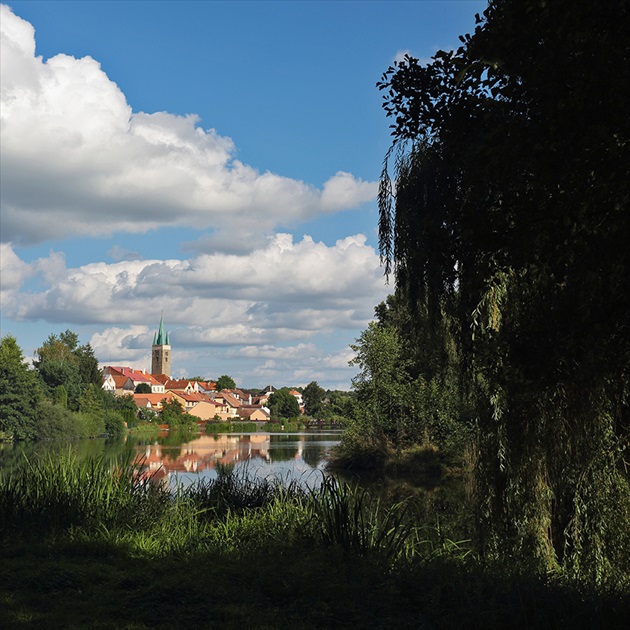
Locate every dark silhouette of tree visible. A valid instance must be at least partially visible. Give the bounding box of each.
[268,389,301,420]
[377,0,630,580]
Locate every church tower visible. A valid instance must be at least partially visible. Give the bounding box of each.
[151,314,171,377]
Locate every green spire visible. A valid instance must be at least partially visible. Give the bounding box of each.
[155,313,169,346]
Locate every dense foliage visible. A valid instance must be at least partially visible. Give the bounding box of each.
[0,336,42,440]
[346,293,467,454]
[267,388,301,420]
[215,374,236,390]
[376,0,630,582]
[0,333,128,441]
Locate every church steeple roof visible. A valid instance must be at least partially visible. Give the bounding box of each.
[154,313,169,346]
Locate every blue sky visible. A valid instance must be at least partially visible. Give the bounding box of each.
[1,0,485,389]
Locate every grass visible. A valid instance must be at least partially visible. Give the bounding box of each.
[1,453,628,628]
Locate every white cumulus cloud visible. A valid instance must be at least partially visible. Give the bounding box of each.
[0,5,377,249]
[2,234,388,350]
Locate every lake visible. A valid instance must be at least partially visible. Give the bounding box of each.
[0,430,343,491]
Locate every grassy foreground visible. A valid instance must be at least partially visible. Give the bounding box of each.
[0,453,627,629]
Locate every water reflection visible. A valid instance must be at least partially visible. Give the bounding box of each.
[135,431,341,490]
[0,431,341,491]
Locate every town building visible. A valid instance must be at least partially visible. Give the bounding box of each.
[151,314,171,377]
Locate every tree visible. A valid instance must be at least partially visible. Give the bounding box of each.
[302,381,325,418]
[0,336,42,440]
[377,0,630,579]
[216,375,236,391]
[33,330,101,409]
[267,389,301,420]
[161,398,195,428]
[135,383,152,394]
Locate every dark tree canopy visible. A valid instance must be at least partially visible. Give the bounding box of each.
[378,0,630,580]
[34,330,101,410]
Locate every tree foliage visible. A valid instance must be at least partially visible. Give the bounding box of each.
[302,381,325,418]
[377,0,630,580]
[216,375,236,391]
[34,330,101,410]
[349,295,465,450]
[267,389,301,420]
[0,336,41,440]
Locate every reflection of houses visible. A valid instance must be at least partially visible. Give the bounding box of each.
[135,434,273,481]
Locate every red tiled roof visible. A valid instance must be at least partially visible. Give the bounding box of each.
[220,391,242,408]
[112,375,133,388]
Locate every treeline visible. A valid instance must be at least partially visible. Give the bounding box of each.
[0,332,132,441]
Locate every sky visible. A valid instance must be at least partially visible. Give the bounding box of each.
[1,0,485,390]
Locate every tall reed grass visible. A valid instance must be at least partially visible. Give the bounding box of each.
[0,449,168,535]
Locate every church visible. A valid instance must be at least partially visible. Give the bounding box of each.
[151,314,171,377]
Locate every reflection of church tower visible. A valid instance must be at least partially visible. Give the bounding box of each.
[151,314,171,376]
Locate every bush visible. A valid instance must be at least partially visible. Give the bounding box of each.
[104,410,126,437]
[36,401,77,440]
[35,403,106,440]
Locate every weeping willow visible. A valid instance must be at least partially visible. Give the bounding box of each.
[377,0,630,584]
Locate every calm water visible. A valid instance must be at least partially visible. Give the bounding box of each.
[0,430,342,490]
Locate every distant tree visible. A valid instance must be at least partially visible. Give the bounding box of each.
[135,382,152,394]
[137,407,158,423]
[267,388,301,420]
[78,383,104,416]
[73,342,101,386]
[105,393,137,425]
[0,335,42,440]
[302,381,325,417]
[216,375,236,390]
[33,330,100,409]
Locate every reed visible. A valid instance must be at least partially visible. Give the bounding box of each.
[0,449,168,535]
[309,476,416,563]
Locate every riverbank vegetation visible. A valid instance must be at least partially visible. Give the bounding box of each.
[1,452,627,628]
[1,334,131,442]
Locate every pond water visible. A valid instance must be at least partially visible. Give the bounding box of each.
[0,430,472,543]
[0,430,342,491]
